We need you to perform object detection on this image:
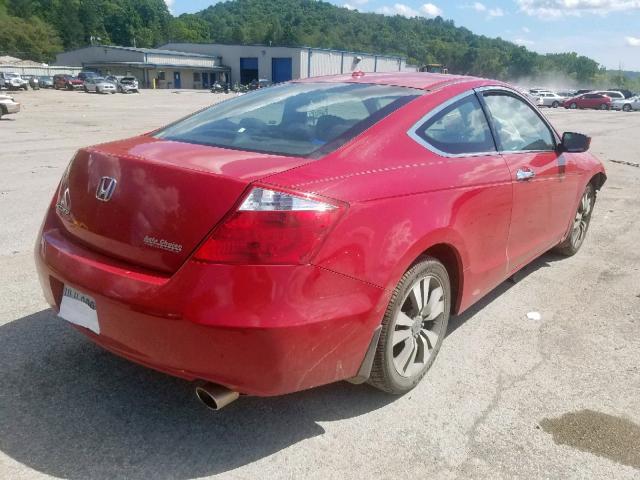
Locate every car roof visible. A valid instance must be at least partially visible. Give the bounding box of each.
[294,72,484,91]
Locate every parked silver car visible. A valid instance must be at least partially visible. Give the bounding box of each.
[83,77,117,94]
[0,93,20,119]
[38,76,54,88]
[534,92,566,108]
[0,73,28,90]
[593,90,625,101]
[105,75,140,93]
[611,96,640,112]
[22,75,39,90]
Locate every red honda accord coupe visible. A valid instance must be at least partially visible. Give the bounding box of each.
[35,73,605,409]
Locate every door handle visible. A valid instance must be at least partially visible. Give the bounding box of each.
[516,168,535,181]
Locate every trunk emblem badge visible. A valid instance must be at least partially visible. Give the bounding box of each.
[96,177,117,202]
[56,187,71,215]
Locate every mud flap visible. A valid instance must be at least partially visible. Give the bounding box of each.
[346,325,382,384]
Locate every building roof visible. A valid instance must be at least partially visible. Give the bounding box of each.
[160,42,406,61]
[0,55,46,66]
[82,45,220,59]
[82,61,229,71]
[295,72,476,90]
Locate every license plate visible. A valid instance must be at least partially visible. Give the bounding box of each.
[58,285,100,334]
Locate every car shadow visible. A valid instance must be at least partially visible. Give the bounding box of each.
[0,251,564,478]
[0,309,395,479]
[447,251,566,336]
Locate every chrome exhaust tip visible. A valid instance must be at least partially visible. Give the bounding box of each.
[195,383,239,411]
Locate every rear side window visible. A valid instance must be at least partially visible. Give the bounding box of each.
[411,94,495,155]
[155,82,420,158]
[482,92,555,152]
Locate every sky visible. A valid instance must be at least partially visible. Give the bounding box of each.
[165,0,640,71]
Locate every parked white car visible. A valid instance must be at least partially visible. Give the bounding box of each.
[0,94,20,119]
[534,92,566,108]
[83,77,117,94]
[611,96,640,112]
[0,72,28,91]
[105,75,140,93]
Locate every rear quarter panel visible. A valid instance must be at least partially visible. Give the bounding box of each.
[267,80,514,313]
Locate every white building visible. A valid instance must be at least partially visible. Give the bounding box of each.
[54,43,408,89]
[55,45,229,89]
[160,43,407,85]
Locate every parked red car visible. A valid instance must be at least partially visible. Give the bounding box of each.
[53,74,84,90]
[563,92,611,110]
[35,73,606,409]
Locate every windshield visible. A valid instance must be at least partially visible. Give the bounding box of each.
[154,82,420,157]
[121,77,136,83]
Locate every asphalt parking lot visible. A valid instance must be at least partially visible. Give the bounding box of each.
[1,89,639,479]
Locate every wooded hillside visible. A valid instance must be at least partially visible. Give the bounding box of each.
[1,0,637,89]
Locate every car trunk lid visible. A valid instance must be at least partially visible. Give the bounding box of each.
[55,136,309,273]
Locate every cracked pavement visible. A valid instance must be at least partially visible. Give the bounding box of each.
[0,90,639,479]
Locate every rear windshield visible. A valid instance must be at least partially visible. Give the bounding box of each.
[154,82,420,157]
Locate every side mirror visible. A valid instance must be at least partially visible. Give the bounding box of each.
[560,132,591,153]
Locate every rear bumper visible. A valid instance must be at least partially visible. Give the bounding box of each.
[35,223,386,396]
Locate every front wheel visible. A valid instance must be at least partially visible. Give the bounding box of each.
[554,183,596,256]
[570,102,578,109]
[623,104,632,112]
[552,101,560,108]
[600,103,609,110]
[369,257,450,394]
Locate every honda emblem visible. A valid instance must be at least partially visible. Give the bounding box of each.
[96,177,117,202]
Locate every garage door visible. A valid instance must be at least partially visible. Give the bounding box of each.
[240,57,259,84]
[272,57,293,84]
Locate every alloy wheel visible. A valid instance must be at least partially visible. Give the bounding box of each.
[571,188,593,249]
[391,275,446,378]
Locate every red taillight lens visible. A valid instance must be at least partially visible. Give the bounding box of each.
[193,187,345,265]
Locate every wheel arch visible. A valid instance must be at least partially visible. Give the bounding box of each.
[589,171,607,191]
[410,242,465,315]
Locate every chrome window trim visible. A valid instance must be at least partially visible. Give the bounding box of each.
[474,85,562,152]
[406,90,499,159]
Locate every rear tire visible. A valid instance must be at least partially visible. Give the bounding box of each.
[369,257,450,394]
[600,103,609,110]
[554,183,596,257]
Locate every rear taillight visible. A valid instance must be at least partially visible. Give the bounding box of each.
[193,187,346,265]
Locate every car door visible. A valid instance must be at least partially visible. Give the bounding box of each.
[478,88,578,273]
[585,94,600,108]
[408,91,513,298]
